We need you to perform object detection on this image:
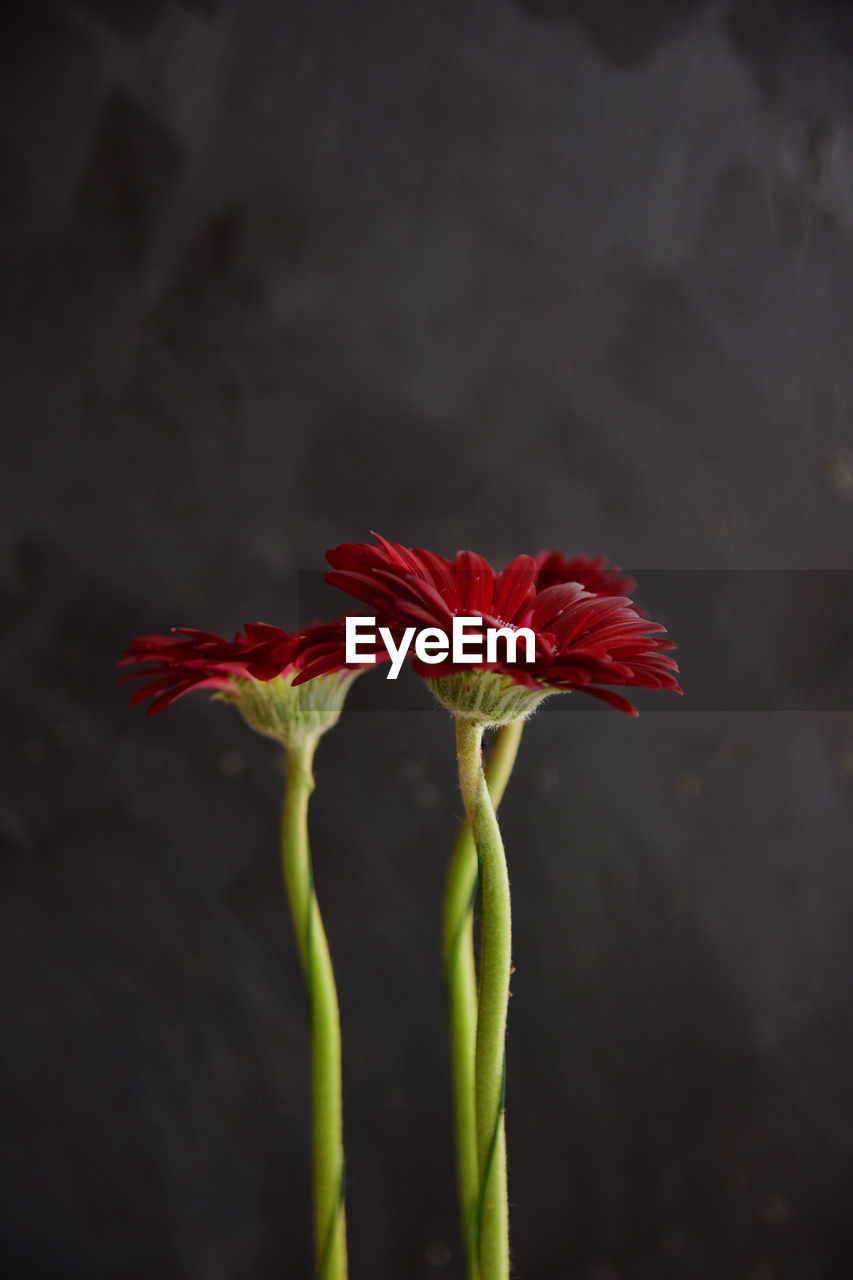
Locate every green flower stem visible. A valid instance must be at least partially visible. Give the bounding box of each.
[281,737,347,1280]
[455,717,513,1280]
[443,722,523,1278]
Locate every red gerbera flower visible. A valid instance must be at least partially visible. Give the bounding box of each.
[325,533,680,718]
[532,550,636,599]
[120,621,359,714]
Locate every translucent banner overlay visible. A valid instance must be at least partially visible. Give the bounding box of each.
[297,570,853,712]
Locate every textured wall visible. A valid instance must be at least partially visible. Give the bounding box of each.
[2,2,853,1277]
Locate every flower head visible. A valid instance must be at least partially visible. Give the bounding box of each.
[325,533,680,723]
[532,550,636,599]
[120,619,368,745]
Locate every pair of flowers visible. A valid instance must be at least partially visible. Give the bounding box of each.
[122,534,680,1280]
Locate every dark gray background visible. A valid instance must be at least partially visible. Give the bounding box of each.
[2,1,853,1277]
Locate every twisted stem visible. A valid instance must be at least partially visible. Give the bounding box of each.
[455,717,513,1280]
[281,737,348,1280]
[443,722,523,1278]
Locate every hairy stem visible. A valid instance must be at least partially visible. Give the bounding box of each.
[281,738,347,1280]
[455,717,512,1280]
[443,722,523,1277]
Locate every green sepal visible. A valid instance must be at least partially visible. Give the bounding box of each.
[427,670,553,727]
[215,669,360,748]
